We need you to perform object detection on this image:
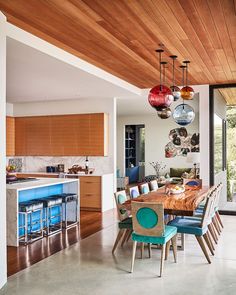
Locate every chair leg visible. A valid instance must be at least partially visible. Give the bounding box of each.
[171,235,177,263]
[112,229,125,254]
[180,233,185,250]
[121,229,129,247]
[195,236,211,264]
[160,244,166,277]
[208,223,218,244]
[215,211,224,228]
[213,216,221,234]
[203,233,214,256]
[141,242,144,259]
[165,240,171,260]
[126,230,132,242]
[206,231,215,251]
[148,243,152,258]
[212,219,220,236]
[130,241,137,273]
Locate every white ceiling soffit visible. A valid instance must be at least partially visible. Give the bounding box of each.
[6,37,141,103]
[117,93,200,116]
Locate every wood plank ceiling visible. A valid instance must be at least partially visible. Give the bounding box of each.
[218,88,236,105]
[0,0,236,88]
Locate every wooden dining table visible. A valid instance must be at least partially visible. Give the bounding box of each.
[124,185,210,216]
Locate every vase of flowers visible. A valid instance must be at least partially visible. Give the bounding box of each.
[149,161,166,180]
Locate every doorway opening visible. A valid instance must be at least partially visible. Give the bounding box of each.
[125,124,145,183]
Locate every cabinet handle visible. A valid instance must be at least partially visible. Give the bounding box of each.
[85,194,93,197]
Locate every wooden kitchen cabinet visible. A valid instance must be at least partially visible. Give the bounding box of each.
[15,113,108,156]
[6,116,15,156]
[80,176,101,211]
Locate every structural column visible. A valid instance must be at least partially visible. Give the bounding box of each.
[0,11,7,289]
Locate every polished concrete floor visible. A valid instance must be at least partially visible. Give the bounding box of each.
[1,215,236,295]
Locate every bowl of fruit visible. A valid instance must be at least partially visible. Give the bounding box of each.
[169,185,185,194]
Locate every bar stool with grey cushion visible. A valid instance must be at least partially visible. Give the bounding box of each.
[60,193,79,229]
[19,200,44,244]
[39,195,63,236]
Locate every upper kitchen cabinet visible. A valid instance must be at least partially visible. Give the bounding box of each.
[15,113,108,156]
[6,116,15,156]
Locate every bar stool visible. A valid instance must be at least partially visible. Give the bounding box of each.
[19,200,44,245]
[39,195,63,236]
[60,193,78,229]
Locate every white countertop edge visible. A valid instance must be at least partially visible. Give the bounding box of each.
[17,171,113,177]
[6,178,79,191]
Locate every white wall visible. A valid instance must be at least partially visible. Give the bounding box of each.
[6,102,13,116]
[0,12,7,290]
[117,100,199,177]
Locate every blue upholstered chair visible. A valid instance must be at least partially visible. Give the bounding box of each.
[168,188,217,264]
[140,183,150,194]
[112,190,133,254]
[130,202,177,277]
[129,186,140,199]
[150,180,159,191]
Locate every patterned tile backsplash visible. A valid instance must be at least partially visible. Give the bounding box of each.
[7,156,113,175]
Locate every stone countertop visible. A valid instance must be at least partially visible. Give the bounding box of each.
[6,178,79,192]
[18,171,112,177]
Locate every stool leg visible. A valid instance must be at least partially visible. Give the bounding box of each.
[25,213,28,244]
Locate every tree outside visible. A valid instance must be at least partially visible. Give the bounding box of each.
[227,106,236,202]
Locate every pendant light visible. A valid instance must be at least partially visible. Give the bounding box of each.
[181,60,194,100]
[157,61,172,119]
[169,55,181,101]
[148,49,174,113]
[173,64,195,126]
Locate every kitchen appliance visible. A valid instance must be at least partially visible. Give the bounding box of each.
[58,164,65,173]
[6,177,37,184]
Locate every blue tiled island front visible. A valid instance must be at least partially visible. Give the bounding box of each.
[7,178,79,247]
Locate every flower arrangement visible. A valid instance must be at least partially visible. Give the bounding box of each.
[149,161,166,179]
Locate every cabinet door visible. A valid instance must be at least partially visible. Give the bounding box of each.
[6,116,15,156]
[89,113,108,156]
[80,176,101,210]
[76,114,90,156]
[25,116,51,156]
[15,117,27,156]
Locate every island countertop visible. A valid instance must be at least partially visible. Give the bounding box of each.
[6,178,79,192]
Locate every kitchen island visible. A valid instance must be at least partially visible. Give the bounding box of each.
[7,178,79,247]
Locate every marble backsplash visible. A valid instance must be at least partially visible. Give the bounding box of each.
[6,156,113,175]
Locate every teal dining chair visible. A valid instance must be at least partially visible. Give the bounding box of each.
[140,183,150,194]
[130,202,177,277]
[129,186,140,199]
[112,190,133,254]
[168,188,216,264]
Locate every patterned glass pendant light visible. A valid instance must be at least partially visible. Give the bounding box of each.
[173,103,195,126]
[157,61,172,119]
[181,61,194,100]
[148,49,174,113]
[169,55,181,101]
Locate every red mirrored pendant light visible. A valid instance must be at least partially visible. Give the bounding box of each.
[169,55,181,101]
[181,60,194,100]
[148,48,173,114]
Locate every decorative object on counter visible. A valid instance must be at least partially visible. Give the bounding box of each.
[57,164,65,173]
[85,156,89,174]
[67,164,94,175]
[149,161,166,180]
[8,158,23,172]
[46,166,56,173]
[165,128,199,158]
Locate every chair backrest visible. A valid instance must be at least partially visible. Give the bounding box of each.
[201,187,217,228]
[140,183,150,194]
[214,182,223,209]
[183,178,202,188]
[131,201,164,236]
[150,180,159,191]
[114,190,130,221]
[129,186,140,199]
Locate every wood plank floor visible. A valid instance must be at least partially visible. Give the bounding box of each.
[7,209,117,277]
